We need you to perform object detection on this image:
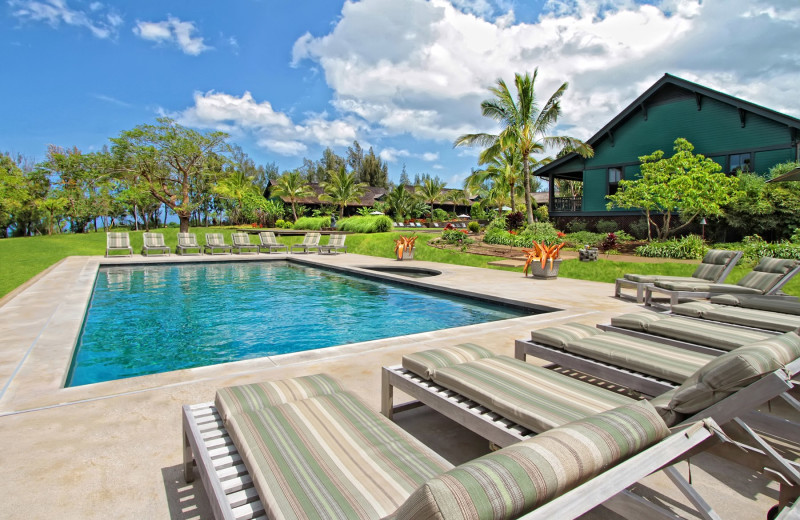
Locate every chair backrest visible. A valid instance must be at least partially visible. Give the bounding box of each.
[107,232,130,248]
[329,234,345,247]
[259,231,278,245]
[143,232,165,247]
[301,233,320,246]
[206,233,226,246]
[691,249,742,282]
[231,232,250,245]
[177,233,198,247]
[736,257,800,293]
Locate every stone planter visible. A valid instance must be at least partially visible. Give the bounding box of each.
[529,258,562,279]
[396,249,414,261]
[579,247,599,262]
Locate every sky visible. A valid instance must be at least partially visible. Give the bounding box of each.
[3,0,799,188]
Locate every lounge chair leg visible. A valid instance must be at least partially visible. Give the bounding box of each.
[381,368,394,420]
[663,465,721,520]
[183,428,195,483]
[732,417,800,486]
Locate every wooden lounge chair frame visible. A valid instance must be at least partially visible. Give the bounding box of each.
[230,233,258,255]
[142,232,170,256]
[318,234,347,255]
[615,250,742,303]
[256,232,288,254]
[645,263,800,308]
[176,233,203,256]
[205,233,232,255]
[290,232,320,254]
[105,232,133,257]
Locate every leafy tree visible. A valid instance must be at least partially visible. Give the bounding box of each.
[606,138,739,240]
[272,170,312,221]
[416,177,447,219]
[455,69,592,224]
[399,164,411,186]
[0,154,34,236]
[319,166,367,218]
[214,170,259,225]
[111,117,230,232]
[384,184,414,221]
[469,148,523,213]
[36,194,68,235]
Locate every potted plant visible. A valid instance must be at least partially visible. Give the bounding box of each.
[523,241,565,279]
[394,235,417,260]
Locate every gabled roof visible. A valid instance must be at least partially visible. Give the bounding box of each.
[536,73,800,177]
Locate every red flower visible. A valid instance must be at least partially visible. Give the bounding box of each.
[557,231,566,237]
[509,230,517,235]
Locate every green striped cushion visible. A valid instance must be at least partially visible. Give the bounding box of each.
[107,233,130,247]
[653,280,713,291]
[646,316,774,351]
[565,332,713,383]
[700,306,800,333]
[610,312,669,331]
[393,400,669,520]
[711,294,800,314]
[671,302,717,318]
[648,388,680,425]
[664,331,800,416]
[206,233,226,246]
[624,274,699,283]
[530,323,600,348]
[431,356,634,433]
[402,343,495,380]
[734,258,799,292]
[215,374,345,422]
[227,392,453,519]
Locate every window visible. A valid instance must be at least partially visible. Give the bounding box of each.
[729,153,752,174]
[608,167,622,195]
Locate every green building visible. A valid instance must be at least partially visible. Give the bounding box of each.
[537,73,800,227]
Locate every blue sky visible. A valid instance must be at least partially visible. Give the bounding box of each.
[3,0,799,187]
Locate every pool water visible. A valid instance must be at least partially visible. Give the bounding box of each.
[67,261,532,386]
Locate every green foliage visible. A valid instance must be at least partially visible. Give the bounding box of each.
[563,231,606,248]
[565,219,587,232]
[524,221,560,242]
[432,208,449,221]
[595,220,618,234]
[791,228,800,243]
[629,219,650,240]
[470,203,487,220]
[735,235,800,263]
[634,234,708,259]
[335,215,393,233]
[319,166,367,218]
[468,221,480,233]
[292,216,330,230]
[486,216,507,231]
[272,171,312,221]
[483,221,560,248]
[533,204,549,222]
[441,229,473,244]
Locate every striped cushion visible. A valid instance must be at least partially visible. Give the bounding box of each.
[431,356,634,433]
[107,233,130,248]
[648,388,680,425]
[699,305,800,333]
[711,294,800,315]
[215,374,345,422]
[402,343,495,380]
[624,274,700,284]
[530,323,601,348]
[394,400,669,520]
[664,331,800,416]
[565,332,713,382]
[735,258,799,292]
[610,312,669,332]
[645,316,774,351]
[206,233,226,246]
[670,302,717,318]
[227,392,452,520]
[653,280,713,291]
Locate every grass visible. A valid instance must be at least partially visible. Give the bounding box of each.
[1,228,798,298]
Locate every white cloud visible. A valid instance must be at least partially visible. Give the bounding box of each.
[290,0,800,150]
[133,17,210,55]
[9,0,122,39]
[379,148,440,163]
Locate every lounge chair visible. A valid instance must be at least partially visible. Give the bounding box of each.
[615,250,742,303]
[204,233,232,255]
[671,298,800,333]
[105,232,133,257]
[230,232,258,255]
[318,234,347,254]
[183,373,724,520]
[290,232,320,253]
[645,257,800,307]
[176,233,202,255]
[256,231,288,254]
[395,222,404,227]
[141,232,170,256]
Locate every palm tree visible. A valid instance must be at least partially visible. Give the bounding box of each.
[213,170,257,225]
[271,171,312,221]
[416,177,446,220]
[454,69,593,224]
[319,166,367,218]
[472,148,523,213]
[384,184,414,221]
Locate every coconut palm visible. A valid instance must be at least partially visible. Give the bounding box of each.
[384,184,414,221]
[471,148,525,213]
[214,170,257,225]
[415,178,447,220]
[271,171,312,222]
[319,166,367,218]
[454,69,593,224]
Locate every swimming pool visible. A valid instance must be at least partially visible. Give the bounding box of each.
[67,261,533,386]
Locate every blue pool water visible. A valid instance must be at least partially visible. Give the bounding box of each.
[67,261,532,386]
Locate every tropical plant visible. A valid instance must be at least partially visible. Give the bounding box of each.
[384,184,414,221]
[292,216,330,230]
[271,170,313,222]
[415,178,446,220]
[522,241,565,276]
[394,235,417,260]
[336,215,393,233]
[468,221,480,233]
[319,166,367,218]
[454,69,593,224]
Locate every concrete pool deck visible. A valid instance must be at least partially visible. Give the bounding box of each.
[0,253,787,518]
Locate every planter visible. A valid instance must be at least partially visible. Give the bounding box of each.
[396,249,414,261]
[529,258,562,279]
[579,247,599,262]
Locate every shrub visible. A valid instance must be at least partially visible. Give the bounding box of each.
[468,221,480,233]
[600,232,618,252]
[596,219,618,234]
[441,229,473,244]
[293,216,331,230]
[565,219,587,232]
[615,230,634,242]
[432,208,449,221]
[629,219,650,239]
[470,204,487,220]
[740,235,800,263]
[523,221,560,243]
[635,234,707,259]
[486,216,507,231]
[791,228,800,244]
[533,204,549,222]
[275,219,286,228]
[505,211,525,231]
[563,231,606,248]
[336,215,393,233]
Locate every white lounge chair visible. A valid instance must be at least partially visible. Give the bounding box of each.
[290,232,320,254]
[176,233,202,255]
[230,232,258,254]
[105,232,133,257]
[318,234,347,254]
[204,233,232,255]
[142,232,170,256]
[256,231,288,254]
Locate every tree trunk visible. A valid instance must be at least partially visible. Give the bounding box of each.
[133,204,140,231]
[179,214,190,233]
[291,202,298,221]
[339,205,345,219]
[163,203,168,228]
[522,154,534,224]
[510,183,517,216]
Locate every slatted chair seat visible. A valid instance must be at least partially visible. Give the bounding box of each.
[106,232,133,257]
[142,232,170,256]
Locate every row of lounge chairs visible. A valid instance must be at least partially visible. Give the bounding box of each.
[394,221,470,228]
[104,231,347,257]
[184,296,800,518]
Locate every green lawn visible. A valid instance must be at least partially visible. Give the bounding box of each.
[1,229,798,298]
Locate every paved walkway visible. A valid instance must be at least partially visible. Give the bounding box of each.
[0,253,781,519]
